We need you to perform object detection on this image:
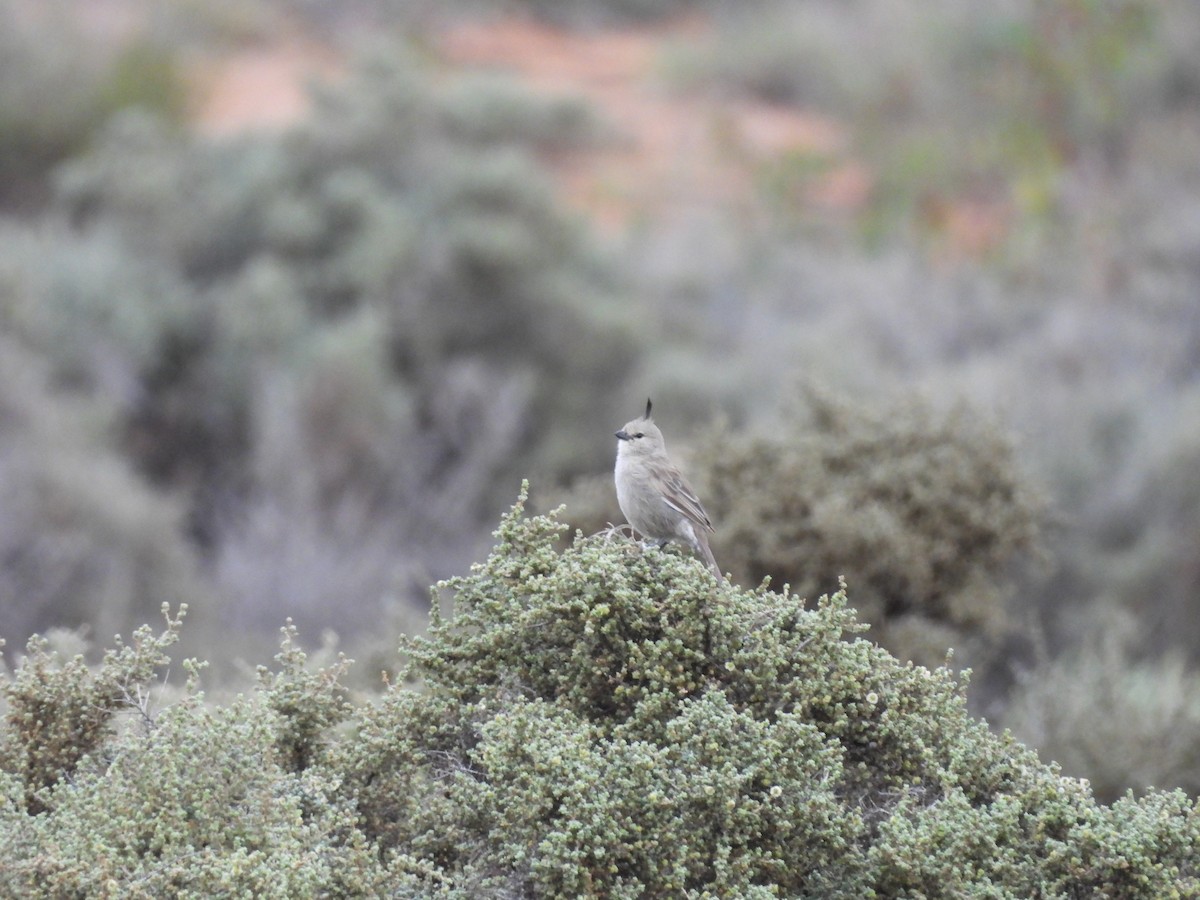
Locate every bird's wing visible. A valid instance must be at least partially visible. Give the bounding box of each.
[658,465,715,533]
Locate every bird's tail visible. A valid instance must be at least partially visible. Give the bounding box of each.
[695,533,724,583]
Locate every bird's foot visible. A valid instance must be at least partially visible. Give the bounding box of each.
[600,522,638,542]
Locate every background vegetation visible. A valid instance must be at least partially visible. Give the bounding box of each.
[0,0,1198,877]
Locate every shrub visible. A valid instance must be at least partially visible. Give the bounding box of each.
[1,40,637,645]
[0,614,392,897]
[1004,604,1200,803]
[0,492,1197,895]
[0,2,186,207]
[701,387,1041,676]
[0,605,186,813]
[1069,387,1200,655]
[0,335,206,644]
[339,489,1198,896]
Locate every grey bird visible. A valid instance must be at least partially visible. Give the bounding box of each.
[614,399,722,579]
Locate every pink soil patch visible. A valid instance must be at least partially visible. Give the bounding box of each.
[925,196,1014,263]
[192,40,342,136]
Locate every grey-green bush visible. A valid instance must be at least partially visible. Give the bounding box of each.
[1,492,1197,896]
[0,335,205,644]
[1004,603,1200,804]
[693,386,1041,666]
[340,490,1196,896]
[0,611,394,896]
[559,385,1042,696]
[2,40,636,646]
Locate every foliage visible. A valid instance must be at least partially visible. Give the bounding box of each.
[258,621,354,773]
[561,385,1042,693]
[0,613,391,897]
[0,494,1195,895]
[673,0,1176,249]
[0,333,206,644]
[1004,604,1200,804]
[0,605,186,813]
[0,40,634,646]
[0,2,187,206]
[697,384,1040,646]
[0,0,1197,831]
[1060,387,1200,655]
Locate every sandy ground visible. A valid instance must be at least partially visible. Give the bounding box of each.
[192,38,343,135]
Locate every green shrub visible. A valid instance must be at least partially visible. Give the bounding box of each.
[0,609,396,897]
[0,605,185,813]
[0,492,1197,895]
[339,489,1197,896]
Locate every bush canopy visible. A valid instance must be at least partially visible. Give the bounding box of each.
[0,488,1196,896]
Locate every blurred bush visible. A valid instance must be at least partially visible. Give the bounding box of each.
[671,0,1187,249]
[697,384,1040,636]
[7,497,1195,894]
[1064,387,1200,656]
[0,3,187,208]
[0,41,636,649]
[0,334,205,645]
[1004,604,1200,803]
[560,384,1042,702]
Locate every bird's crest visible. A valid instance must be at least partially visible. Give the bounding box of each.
[644,398,653,420]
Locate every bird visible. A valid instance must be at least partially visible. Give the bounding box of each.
[614,398,722,580]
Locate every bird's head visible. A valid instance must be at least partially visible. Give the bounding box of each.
[615,398,666,457]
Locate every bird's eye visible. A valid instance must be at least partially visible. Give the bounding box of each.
[634,432,644,439]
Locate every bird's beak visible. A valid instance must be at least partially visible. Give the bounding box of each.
[615,430,631,441]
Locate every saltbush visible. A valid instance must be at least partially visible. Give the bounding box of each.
[559,385,1042,696]
[1,41,635,645]
[0,610,391,897]
[342,491,1197,896]
[0,491,1196,896]
[693,386,1041,667]
[0,1,186,207]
